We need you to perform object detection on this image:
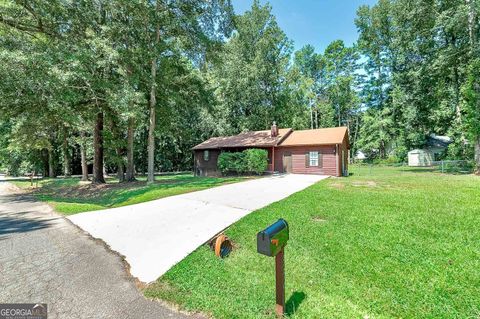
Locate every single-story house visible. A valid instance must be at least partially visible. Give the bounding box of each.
[192,124,349,177]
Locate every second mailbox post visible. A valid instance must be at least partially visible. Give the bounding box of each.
[257,219,289,317]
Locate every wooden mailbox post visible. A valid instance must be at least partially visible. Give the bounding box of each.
[257,219,289,317]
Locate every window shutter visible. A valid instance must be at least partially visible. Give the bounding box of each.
[305,152,310,167]
[318,152,323,168]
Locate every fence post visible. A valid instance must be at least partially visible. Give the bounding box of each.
[441,161,444,173]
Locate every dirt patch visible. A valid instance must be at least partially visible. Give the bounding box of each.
[351,181,377,187]
[329,183,345,189]
[312,216,327,223]
[3,183,27,194]
[40,180,148,200]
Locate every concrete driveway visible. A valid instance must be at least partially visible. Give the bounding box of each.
[69,174,328,283]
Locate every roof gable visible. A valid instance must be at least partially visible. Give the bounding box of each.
[426,134,452,148]
[279,127,348,146]
[192,126,349,150]
[192,128,292,150]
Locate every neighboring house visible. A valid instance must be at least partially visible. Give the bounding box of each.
[354,150,367,161]
[408,134,452,167]
[193,123,349,177]
[426,134,452,156]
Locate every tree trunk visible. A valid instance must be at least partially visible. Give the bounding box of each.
[475,136,480,174]
[147,65,156,184]
[352,116,359,160]
[116,147,125,182]
[48,148,56,178]
[147,38,161,183]
[80,131,89,181]
[109,114,126,183]
[467,0,479,174]
[62,128,71,177]
[467,0,477,51]
[93,112,106,184]
[380,140,386,159]
[126,117,136,182]
[42,149,48,177]
[310,105,314,129]
[338,104,341,127]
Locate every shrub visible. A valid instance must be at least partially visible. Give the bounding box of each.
[244,149,268,175]
[231,152,248,174]
[217,149,268,175]
[217,152,235,174]
[218,152,247,175]
[372,156,403,165]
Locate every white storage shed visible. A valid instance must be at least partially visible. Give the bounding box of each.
[408,149,434,167]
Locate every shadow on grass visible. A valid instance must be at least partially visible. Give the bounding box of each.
[285,291,306,316]
[31,175,246,210]
[0,177,42,182]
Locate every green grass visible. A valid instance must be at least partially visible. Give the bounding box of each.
[12,173,248,215]
[144,166,480,319]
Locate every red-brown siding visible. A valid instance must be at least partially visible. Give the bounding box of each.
[274,145,339,176]
[194,143,347,177]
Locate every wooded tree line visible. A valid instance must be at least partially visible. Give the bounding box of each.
[1,0,479,181]
[356,0,480,167]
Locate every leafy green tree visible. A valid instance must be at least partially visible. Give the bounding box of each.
[293,41,360,153]
[462,59,480,172]
[355,0,479,162]
[210,0,297,132]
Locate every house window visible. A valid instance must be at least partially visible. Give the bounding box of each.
[309,151,319,166]
[203,150,210,161]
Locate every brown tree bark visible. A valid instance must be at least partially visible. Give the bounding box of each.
[109,114,126,183]
[62,128,71,177]
[125,117,136,182]
[48,148,56,178]
[147,8,161,184]
[475,137,480,174]
[116,147,125,183]
[147,65,156,183]
[380,140,386,159]
[80,131,89,181]
[467,0,479,173]
[352,116,359,160]
[310,105,314,129]
[93,112,106,184]
[467,0,477,50]
[42,149,49,178]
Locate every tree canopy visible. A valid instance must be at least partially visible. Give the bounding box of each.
[1,0,479,178]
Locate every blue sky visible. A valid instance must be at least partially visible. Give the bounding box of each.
[232,0,378,53]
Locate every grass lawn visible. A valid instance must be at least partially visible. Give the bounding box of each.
[144,166,480,319]
[11,174,248,215]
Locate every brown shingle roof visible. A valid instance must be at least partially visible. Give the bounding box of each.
[192,128,292,150]
[279,127,348,146]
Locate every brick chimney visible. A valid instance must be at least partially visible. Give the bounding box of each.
[271,121,279,137]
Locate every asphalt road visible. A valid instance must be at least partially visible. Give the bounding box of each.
[0,178,201,319]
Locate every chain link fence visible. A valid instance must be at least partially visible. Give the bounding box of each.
[352,160,475,175]
[431,160,475,174]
